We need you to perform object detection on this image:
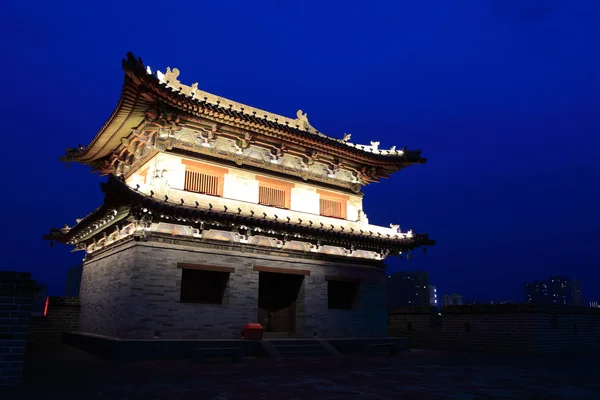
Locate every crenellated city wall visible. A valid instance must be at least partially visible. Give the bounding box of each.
[389,304,600,354]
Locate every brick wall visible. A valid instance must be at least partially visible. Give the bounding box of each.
[0,271,38,386]
[80,241,135,338]
[79,237,387,339]
[28,297,81,343]
[389,304,600,354]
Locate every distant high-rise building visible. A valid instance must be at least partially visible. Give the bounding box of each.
[429,285,438,307]
[65,265,83,297]
[386,271,430,308]
[442,293,464,307]
[524,280,548,304]
[524,276,583,306]
[590,302,600,308]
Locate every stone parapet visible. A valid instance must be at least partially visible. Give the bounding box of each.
[440,304,600,315]
[389,304,600,354]
[389,306,437,314]
[0,271,38,386]
[28,297,81,343]
[78,239,387,340]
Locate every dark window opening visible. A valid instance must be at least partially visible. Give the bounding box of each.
[328,280,360,310]
[573,323,578,335]
[407,322,412,331]
[465,322,471,333]
[180,269,229,304]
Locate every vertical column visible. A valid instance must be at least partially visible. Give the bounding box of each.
[0,271,38,387]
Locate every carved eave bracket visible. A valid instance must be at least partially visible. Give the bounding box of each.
[144,100,185,133]
[326,158,342,178]
[300,149,318,171]
[359,165,380,183]
[195,125,218,148]
[269,143,286,164]
[234,131,254,154]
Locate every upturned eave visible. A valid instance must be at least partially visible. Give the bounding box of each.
[61,53,429,176]
[45,174,435,253]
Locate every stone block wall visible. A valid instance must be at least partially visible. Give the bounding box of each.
[28,297,81,343]
[533,313,600,353]
[79,237,387,339]
[307,266,387,339]
[79,242,136,338]
[0,271,37,387]
[389,304,600,354]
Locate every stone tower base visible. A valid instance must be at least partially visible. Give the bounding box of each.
[80,236,388,340]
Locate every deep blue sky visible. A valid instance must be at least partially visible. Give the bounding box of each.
[1,0,598,302]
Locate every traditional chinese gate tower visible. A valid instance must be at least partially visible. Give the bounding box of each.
[45,53,434,339]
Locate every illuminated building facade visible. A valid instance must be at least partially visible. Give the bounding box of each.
[65,265,83,297]
[429,285,437,307]
[386,271,430,308]
[45,53,433,339]
[524,276,583,306]
[442,293,464,307]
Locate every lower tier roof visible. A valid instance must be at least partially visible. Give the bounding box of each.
[45,174,435,254]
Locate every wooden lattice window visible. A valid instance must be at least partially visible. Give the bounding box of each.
[185,170,220,195]
[259,185,287,208]
[317,189,348,219]
[320,198,343,218]
[181,159,226,197]
[256,176,293,209]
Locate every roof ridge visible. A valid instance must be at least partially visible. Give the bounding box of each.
[125,52,409,157]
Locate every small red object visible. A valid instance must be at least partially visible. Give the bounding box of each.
[43,296,50,317]
[243,323,264,340]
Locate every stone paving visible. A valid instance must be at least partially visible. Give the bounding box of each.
[2,344,600,399]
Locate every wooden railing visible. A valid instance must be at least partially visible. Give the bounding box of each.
[320,198,343,218]
[184,170,220,196]
[259,185,287,208]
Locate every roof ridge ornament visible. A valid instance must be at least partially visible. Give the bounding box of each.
[296,110,312,131]
[150,66,325,135]
[164,67,180,87]
[136,58,416,160]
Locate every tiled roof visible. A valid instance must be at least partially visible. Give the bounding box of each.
[45,175,435,253]
[125,52,426,164]
[62,53,428,174]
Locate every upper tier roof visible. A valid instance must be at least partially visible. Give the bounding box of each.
[62,53,427,180]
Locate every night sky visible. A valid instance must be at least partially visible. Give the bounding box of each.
[1,1,598,303]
